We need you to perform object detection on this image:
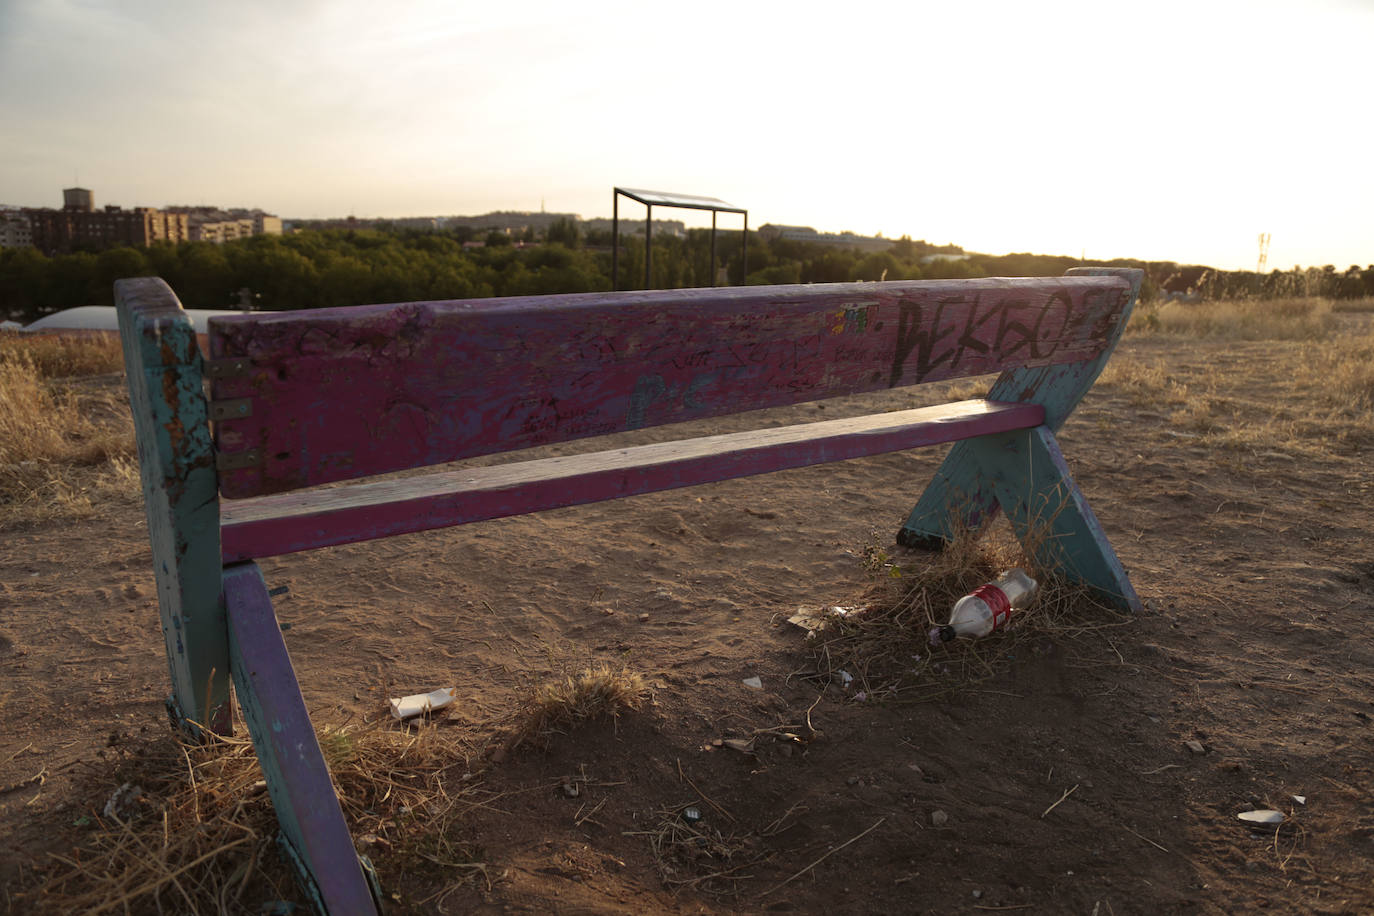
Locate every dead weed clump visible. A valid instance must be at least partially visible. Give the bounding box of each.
[503,664,649,754]
[629,809,775,896]
[24,718,488,915]
[0,340,137,524]
[807,522,1128,703]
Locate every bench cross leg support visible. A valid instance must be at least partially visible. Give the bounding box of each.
[898,265,1144,612]
[899,426,1141,612]
[223,562,379,916]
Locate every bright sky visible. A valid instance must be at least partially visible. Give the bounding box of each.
[1,0,1370,271]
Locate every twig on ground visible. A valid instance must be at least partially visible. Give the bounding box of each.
[1040,784,1078,819]
[676,758,735,823]
[1139,764,1182,776]
[1123,825,1169,853]
[757,816,886,898]
[0,768,46,795]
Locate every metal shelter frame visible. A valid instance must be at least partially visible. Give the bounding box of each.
[611,187,747,291]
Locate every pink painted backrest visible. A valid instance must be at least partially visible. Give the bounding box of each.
[208,277,1133,498]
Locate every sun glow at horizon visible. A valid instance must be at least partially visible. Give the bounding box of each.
[0,0,1370,271]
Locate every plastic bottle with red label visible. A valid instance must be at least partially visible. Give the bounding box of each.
[928,569,1038,645]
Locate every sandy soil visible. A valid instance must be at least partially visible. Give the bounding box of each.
[2,328,1372,915]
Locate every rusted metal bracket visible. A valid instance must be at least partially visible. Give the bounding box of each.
[210,398,253,421]
[204,357,253,380]
[216,449,262,471]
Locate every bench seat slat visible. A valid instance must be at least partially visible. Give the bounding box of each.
[221,399,1043,562]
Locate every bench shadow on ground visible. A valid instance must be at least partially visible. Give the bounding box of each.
[413,580,1208,916]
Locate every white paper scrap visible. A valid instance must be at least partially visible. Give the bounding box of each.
[1237,809,1284,826]
[389,687,458,719]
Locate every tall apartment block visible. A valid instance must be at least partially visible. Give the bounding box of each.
[22,189,279,254]
[25,188,189,254]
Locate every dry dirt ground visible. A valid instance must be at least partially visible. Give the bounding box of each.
[2,324,1372,914]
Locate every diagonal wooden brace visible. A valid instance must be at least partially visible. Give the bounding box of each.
[223,562,378,915]
[896,266,1144,611]
[905,426,1140,611]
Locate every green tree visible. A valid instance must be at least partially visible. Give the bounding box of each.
[94,247,153,300]
[546,218,581,249]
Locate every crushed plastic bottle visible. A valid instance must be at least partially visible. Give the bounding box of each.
[928,569,1038,646]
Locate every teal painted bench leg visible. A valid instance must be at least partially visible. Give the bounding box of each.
[974,426,1140,611]
[895,434,1003,551]
[897,265,1144,610]
[903,426,1141,611]
[222,562,379,915]
[115,277,231,736]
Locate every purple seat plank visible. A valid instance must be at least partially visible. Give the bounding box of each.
[221,399,1044,562]
[210,277,1130,498]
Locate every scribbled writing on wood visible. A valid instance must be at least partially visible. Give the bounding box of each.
[210,278,1130,497]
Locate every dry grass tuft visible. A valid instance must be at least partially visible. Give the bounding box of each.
[1129,297,1338,340]
[1096,360,1192,409]
[505,664,649,753]
[1331,297,1374,314]
[25,718,489,914]
[0,331,125,379]
[1313,329,1374,413]
[807,520,1128,703]
[0,336,137,524]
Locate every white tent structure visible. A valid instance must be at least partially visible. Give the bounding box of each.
[21,306,246,334]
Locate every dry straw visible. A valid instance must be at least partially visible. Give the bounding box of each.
[1127,296,1339,341]
[502,663,649,755]
[24,717,490,914]
[628,808,771,896]
[0,333,136,524]
[806,516,1131,704]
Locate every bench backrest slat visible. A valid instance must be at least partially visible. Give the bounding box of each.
[209,276,1131,498]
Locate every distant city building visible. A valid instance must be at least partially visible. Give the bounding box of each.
[166,205,284,245]
[253,213,283,235]
[25,196,189,254]
[63,187,93,212]
[190,218,255,243]
[757,224,893,253]
[0,210,33,248]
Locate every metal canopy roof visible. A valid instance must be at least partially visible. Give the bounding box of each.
[612,186,748,291]
[614,187,746,214]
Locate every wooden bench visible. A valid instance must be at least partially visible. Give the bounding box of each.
[116,267,1143,914]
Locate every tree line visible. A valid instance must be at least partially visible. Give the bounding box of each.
[1,224,1370,324]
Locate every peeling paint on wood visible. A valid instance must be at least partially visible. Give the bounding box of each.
[115,277,231,735]
[208,277,1132,498]
[223,563,376,915]
[897,268,1144,608]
